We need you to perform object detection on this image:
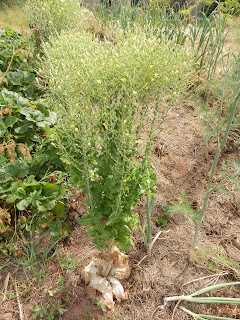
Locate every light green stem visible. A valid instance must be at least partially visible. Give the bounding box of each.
[193,87,240,249]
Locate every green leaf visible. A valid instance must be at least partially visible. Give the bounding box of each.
[28,110,44,123]
[19,107,33,117]
[6,193,18,203]
[17,198,31,210]
[59,184,66,197]
[16,187,26,199]
[6,187,26,203]
[5,164,28,179]
[47,200,57,210]
[4,116,18,128]
[0,119,6,137]
[56,221,62,230]
[42,183,59,198]
[7,71,35,85]
[14,123,31,134]
[16,95,29,107]
[53,202,65,218]
[155,217,168,228]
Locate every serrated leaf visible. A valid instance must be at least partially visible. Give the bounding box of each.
[5,164,28,179]
[17,198,31,210]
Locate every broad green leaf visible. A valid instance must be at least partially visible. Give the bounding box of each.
[42,183,59,198]
[6,193,18,203]
[1,88,17,102]
[29,110,44,123]
[55,221,62,230]
[47,200,57,210]
[16,95,29,107]
[1,88,28,106]
[19,107,33,117]
[7,71,35,85]
[45,111,57,125]
[4,116,18,128]
[53,202,65,218]
[17,198,31,210]
[5,164,28,179]
[14,123,31,134]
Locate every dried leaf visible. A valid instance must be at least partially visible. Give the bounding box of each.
[101,287,114,309]
[91,275,109,293]
[6,140,16,162]
[3,108,11,116]
[84,246,130,309]
[18,144,31,160]
[0,144,5,155]
[109,277,125,301]
[0,208,11,224]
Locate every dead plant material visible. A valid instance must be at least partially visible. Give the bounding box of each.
[2,108,12,116]
[80,8,115,42]
[0,73,8,86]
[3,273,11,302]
[14,280,25,320]
[5,140,17,162]
[85,246,130,309]
[0,207,11,225]
[68,190,88,221]
[18,143,31,160]
[0,107,12,117]
[19,48,34,60]
[0,144,5,155]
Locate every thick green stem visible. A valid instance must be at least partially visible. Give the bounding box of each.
[146,194,154,256]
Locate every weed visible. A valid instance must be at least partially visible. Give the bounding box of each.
[22,0,85,41]
[59,253,81,273]
[83,310,94,320]
[32,301,66,320]
[42,28,194,252]
[34,270,49,284]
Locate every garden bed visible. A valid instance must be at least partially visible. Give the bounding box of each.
[0,2,240,320]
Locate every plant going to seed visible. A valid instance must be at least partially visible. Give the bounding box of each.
[41,29,194,252]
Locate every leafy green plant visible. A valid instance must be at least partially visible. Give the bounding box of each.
[59,253,81,273]
[164,282,240,320]
[220,0,240,17]
[0,28,28,73]
[41,29,194,252]
[32,301,66,320]
[0,89,68,255]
